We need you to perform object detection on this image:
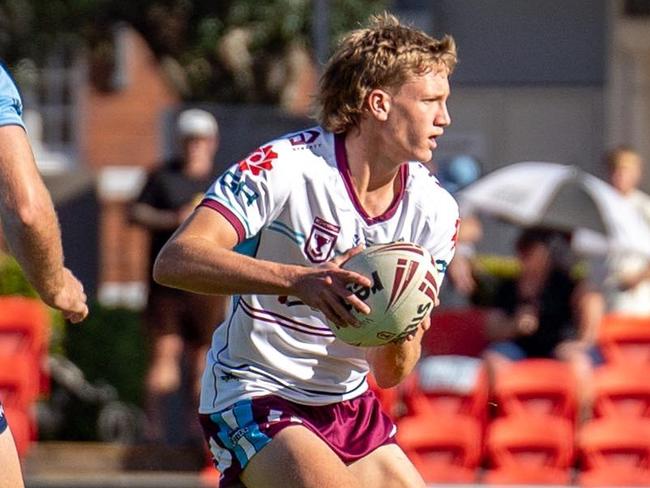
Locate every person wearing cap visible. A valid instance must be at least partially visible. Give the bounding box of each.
[130,108,229,446]
[604,145,650,315]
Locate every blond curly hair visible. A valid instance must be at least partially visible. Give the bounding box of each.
[316,12,457,134]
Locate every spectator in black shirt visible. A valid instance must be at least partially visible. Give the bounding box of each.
[131,109,229,445]
[483,228,604,416]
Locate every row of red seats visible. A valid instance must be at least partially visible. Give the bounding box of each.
[371,310,650,486]
[0,295,50,457]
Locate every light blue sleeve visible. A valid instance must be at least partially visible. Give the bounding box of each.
[0,63,26,129]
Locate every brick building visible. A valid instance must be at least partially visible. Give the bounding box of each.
[29,25,315,308]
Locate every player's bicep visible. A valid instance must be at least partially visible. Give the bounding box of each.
[0,125,51,218]
[172,205,240,250]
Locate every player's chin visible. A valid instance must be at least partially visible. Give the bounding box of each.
[413,146,433,163]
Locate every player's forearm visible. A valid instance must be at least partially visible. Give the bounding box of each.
[0,127,66,302]
[366,331,423,388]
[153,234,306,296]
[2,205,66,299]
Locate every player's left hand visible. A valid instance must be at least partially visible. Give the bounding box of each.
[291,245,372,327]
[394,315,431,344]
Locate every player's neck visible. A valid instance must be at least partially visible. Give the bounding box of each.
[342,130,403,217]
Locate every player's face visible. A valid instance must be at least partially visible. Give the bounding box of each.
[385,68,451,163]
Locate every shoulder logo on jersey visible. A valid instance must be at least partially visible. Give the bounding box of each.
[289,129,320,147]
[219,171,260,206]
[238,145,278,176]
[304,217,340,263]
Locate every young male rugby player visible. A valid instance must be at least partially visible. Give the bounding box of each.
[155,13,459,488]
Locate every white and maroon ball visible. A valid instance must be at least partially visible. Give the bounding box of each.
[327,242,440,347]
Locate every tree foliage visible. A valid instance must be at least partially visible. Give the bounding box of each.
[0,0,386,103]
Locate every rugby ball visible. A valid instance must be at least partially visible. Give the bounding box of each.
[327,242,440,347]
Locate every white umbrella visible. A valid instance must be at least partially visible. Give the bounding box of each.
[457,161,650,257]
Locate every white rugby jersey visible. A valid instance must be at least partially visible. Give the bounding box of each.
[199,126,459,413]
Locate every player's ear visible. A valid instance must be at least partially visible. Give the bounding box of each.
[367,89,391,122]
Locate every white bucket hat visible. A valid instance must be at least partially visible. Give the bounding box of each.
[176,109,218,138]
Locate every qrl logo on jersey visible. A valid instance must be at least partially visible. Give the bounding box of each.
[304,217,340,263]
[238,145,278,175]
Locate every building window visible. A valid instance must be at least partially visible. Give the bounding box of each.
[22,42,81,170]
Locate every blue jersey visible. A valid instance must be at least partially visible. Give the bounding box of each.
[0,63,26,425]
[0,404,7,434]
[0,62,26,129]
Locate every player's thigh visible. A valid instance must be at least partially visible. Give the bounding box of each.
[0,428,25,488]
[240,425,361,488]
[348,443,425,488]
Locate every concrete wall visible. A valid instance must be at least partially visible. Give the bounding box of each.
[440,86,605,176]
[607,0,650,190]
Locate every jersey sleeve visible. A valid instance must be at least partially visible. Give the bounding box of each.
[200,141,294,243]
[0,64,25,129]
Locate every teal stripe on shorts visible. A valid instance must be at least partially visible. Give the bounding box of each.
[211,400,272,468]
[233,401,272,453]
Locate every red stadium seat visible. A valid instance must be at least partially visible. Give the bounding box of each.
[0,296,49,357]
[484,466,572,485]
[367,372,400,420]
[578,466,650,487]
[485,415,574,484]
[3,406,32,457]
[592,364,650,419]
[598,314,650,365]
[397,413,482,483]
[423,308,489,357]
[401,355,488,426]
[492,359,577,423]
[0,354,36,408]
[578,418,650,473]
[0,296,50,397]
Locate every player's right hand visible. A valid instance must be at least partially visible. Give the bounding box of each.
[49,268,89,323]
[292,245,372,328]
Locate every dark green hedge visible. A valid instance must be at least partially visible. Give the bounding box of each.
[64,302,148,407]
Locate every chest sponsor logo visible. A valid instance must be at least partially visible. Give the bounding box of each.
[238,145,278,176]
[304,217,340,263]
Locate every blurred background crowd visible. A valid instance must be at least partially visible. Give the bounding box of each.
[2,0,650,486]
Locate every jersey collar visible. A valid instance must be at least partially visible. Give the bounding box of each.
[334,133,408,225]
